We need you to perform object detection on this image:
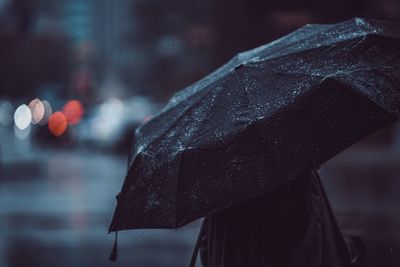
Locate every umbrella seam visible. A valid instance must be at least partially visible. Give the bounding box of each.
[131,87,219,170]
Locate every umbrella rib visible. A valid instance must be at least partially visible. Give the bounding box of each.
[139,86,220,161]
[243,34,387,69]
[236,22,340,62]
[245,71,321,99]
[241,78,257,120]
[326,68,400,116]
[243,40,345,65]
[160,85,212,115]
[269,71,326,78]
[147,89,210,132]
[185,88,224,148]
[160,62,235,114]
[262,64,398,81]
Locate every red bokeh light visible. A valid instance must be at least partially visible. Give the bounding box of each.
[48,111,68,137]
[62,100,84,125]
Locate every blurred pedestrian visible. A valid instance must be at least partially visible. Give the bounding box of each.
[191,171,365,267]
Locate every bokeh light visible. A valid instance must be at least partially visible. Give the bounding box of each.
[125,96,156,122]
[63,100,84,125]
[90,97,124,140]
[39,100,53,125]
[28,98,45,125]
[0,100,13,126]
[100,97,123,118]
[14,124,31,140]
[48,111,68,137]
[90,116,111,140]
[14,104,32,130]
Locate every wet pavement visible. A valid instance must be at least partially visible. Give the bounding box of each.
[0,135,199,267]
[0,133,399,266]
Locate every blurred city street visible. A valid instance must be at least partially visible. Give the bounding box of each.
[0,128,199,267]
[1,125,400,267]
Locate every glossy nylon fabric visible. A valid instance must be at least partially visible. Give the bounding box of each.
[109,18,400,232]
[197,171,351,267]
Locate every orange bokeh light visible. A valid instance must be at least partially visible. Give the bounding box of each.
[48,111,68,137]
[62,100,84,125]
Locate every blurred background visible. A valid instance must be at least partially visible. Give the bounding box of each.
[0,0,399,266]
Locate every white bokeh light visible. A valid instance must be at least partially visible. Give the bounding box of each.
[90,97,124,140]
[14,104,32,130]
[101,97,124,118]
[14,123,31,139]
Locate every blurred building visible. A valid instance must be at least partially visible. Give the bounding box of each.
[0,0,69,101]
[48,0,132,101]
[120,0,216,100]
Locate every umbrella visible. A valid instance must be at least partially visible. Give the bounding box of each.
[109,18,400,233]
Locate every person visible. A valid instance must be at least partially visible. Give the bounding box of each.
[190,171,365,267]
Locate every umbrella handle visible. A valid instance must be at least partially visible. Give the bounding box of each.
[189,220,205,267]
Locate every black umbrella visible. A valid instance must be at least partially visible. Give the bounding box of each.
[109,18,400,233]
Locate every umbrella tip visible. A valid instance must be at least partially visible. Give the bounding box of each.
[109,231,118,262]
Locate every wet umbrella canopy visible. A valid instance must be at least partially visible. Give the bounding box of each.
[109,18,400,232]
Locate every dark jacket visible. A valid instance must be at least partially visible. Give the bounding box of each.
[192,171,352,267]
